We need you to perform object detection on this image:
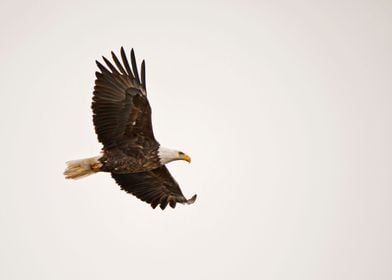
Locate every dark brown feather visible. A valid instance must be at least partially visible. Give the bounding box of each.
[111,51,127,76]
[130,49,141,85]
[111,166,197,210]
[102,56,120,75]
[141,60,146,89]
[121,47,134,80]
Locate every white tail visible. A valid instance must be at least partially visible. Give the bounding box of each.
[64,155,103,179]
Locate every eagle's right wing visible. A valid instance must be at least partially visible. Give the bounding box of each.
[111,166,197,210]
[92,47,156,149]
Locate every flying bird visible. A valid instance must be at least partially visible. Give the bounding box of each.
[64,47,196,210]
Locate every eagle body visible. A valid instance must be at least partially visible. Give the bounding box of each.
[99,144,161,174]
[64,48,196,210]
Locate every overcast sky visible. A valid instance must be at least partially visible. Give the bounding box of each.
[1,0,391,279]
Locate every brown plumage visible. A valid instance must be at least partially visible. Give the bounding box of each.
[64,47,196,210]
[112,166,197,210]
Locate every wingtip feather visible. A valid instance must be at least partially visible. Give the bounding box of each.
[141,60,146,88]
[187,194,197,204]
[121,47,134,78]
[130,49,140,84]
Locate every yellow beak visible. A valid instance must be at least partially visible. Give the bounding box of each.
[182,154,192,163]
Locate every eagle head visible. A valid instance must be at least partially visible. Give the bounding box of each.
[158,147,191,165]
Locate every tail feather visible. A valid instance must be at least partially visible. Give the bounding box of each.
[64,155,102,179]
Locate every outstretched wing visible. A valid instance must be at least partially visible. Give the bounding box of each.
[111,166,197,210]
[92,47,156,149]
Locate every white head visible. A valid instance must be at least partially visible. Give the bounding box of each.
[158,147,191,165]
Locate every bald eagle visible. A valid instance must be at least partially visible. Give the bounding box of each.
[64,48,196,210]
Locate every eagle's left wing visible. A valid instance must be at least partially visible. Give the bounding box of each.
[92,48,157,149]
[111,166,197,210]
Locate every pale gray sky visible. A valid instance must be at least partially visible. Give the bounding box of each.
[1,0,391,279]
